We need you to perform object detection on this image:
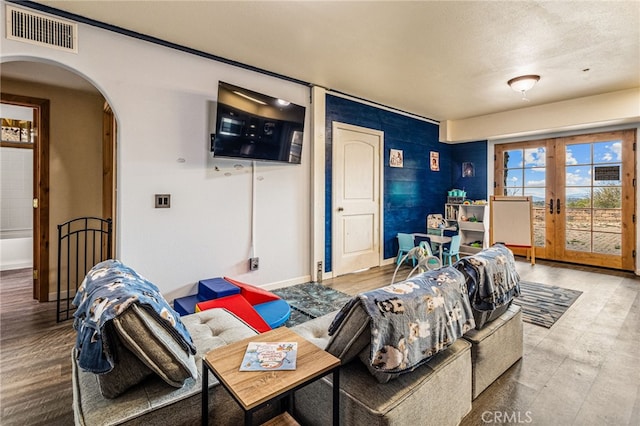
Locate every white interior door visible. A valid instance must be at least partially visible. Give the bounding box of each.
[332,122,382,276]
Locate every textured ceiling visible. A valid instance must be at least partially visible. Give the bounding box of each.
[6,1,640,121]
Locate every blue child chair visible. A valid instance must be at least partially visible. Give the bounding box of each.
[441,234,461,265]
[396,233,416,266]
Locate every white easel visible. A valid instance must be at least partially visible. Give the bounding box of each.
[489,196,535,265]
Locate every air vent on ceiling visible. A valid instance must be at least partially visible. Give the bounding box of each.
[6,5,77,53]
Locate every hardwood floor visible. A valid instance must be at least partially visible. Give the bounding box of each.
[1,259,638,425]
[0,268,75,425]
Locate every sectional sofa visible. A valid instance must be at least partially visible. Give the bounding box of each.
[72,247,523,425]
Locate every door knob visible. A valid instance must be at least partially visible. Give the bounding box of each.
[337,207,344,212]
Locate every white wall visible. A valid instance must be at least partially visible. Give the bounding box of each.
[0,3,312,297]
[440,88,640,143]
[0,238,31,270]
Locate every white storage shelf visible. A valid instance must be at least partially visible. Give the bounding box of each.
[458,221,485,232]
[445,204,489,255]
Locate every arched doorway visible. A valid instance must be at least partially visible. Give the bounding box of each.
[1,60,117,302]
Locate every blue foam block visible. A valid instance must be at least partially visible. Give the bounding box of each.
[173,294,202,316]
[198,277,240,300]
[254,299,291,329]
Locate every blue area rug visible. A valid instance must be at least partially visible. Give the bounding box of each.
[272,282,352,327]
[512,281,582,328]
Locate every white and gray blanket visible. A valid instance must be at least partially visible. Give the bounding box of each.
[329,266,475,374]
[73,259,195,374]
[455,243,521,311]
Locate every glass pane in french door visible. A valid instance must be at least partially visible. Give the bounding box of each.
[564,141,622,255]
[502,146,547,247]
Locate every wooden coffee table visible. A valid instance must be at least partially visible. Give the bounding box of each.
[202,326,341,426]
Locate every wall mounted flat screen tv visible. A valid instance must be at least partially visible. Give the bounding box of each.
[211,82,306,164]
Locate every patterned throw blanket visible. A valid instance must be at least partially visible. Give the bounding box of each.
[73,259,195,374]
[455,244,521,312]
[329,266,475,374]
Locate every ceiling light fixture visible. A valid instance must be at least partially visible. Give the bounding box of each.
[507,74,540,100]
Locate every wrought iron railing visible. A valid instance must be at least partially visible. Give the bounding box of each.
[57,217,112,322]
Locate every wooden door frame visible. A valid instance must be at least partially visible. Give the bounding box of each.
[1,93,50,301]
[555,130,636,270]
[494,130,636,271]
[331,121,384,276]
[103,103,117,257]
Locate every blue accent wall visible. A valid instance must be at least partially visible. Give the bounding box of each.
[324,95,488,272]
[450,140,489,200]
[325,95,447,270]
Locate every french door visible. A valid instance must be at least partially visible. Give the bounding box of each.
[495,130,636,270]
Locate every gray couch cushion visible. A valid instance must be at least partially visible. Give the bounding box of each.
[96,326,155,398]
[463,303,523,399]
[180,308,259,354]
[113,304,197,387]
[294,338,472,426]
[324,302,370,363]
[72,308,261,425]
[290,309,339,349]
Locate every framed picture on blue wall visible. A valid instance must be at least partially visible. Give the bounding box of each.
[390,149,403,167]
[463,162,475,177]
[430,151,439,171]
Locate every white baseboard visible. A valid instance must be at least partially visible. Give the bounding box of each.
[0,260,32,271]
[262,274,312,290]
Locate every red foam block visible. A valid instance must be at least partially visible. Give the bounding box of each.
[223,277,280,305]
[195,294,271,333]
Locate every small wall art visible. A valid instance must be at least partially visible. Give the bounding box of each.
[430,151,439,171]
[390,149,403,167]
[462,162,475,177]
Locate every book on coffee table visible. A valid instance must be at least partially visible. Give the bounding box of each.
[239,341,298,371]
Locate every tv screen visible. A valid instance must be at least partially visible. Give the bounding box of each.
[211,82,306,164]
